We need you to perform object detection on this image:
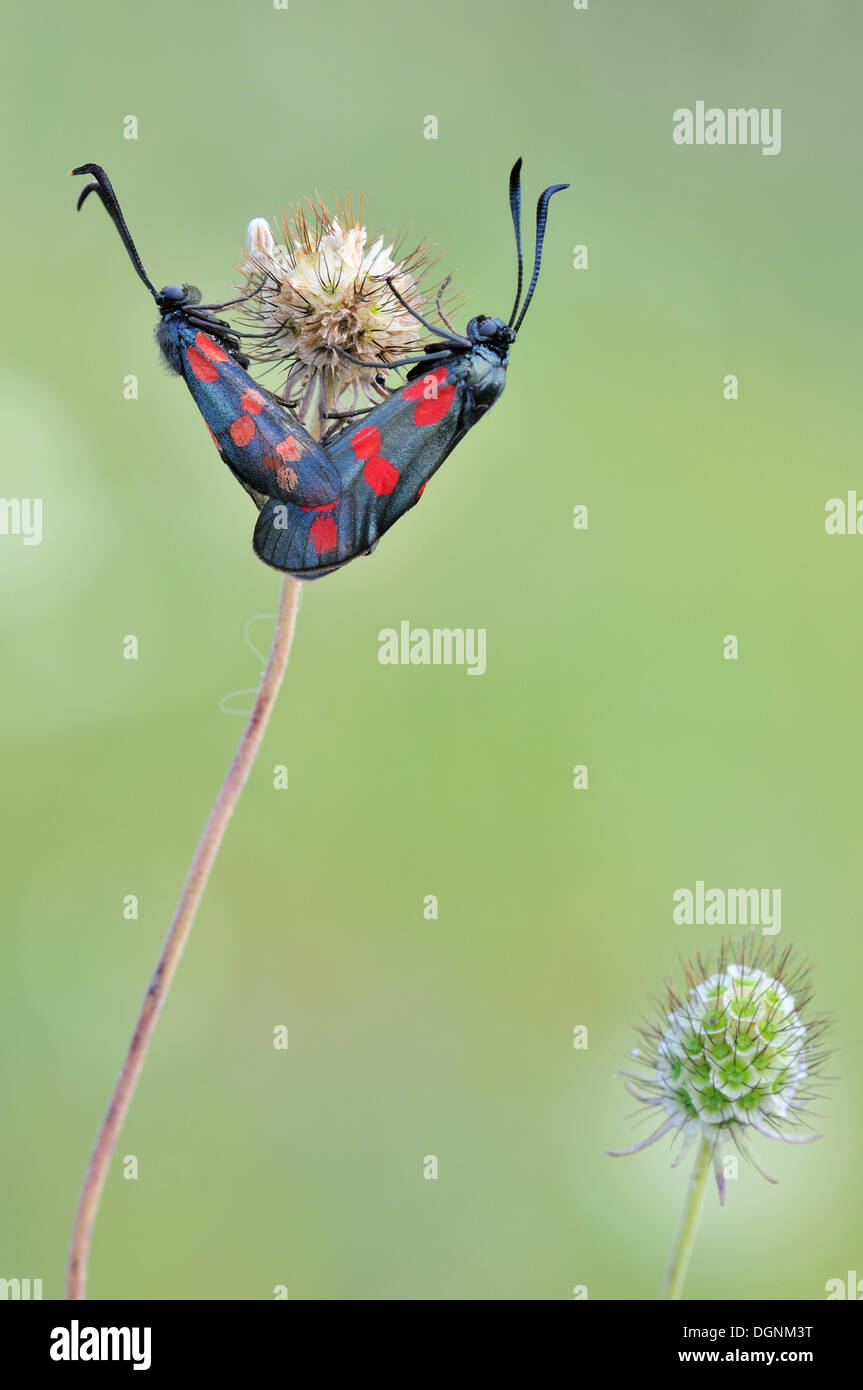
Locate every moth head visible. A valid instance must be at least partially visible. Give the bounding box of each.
[155,284,187,309]
[155,283,202,314]
[466,315,516,358]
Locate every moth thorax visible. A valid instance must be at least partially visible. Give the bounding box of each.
[464,346,508,406]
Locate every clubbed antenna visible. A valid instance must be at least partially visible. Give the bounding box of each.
[511,175,569,334]
[507,157,525,328]
[70,163,157,298]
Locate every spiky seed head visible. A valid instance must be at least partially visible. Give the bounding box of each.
[240,196,440,426]
[609,939,832,1202]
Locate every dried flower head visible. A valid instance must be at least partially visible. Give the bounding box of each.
[609,939,831,1203]
[240,195,441,428]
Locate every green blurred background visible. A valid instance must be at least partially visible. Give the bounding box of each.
[1,0,860,1300]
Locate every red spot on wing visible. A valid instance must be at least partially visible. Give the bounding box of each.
[403,366,454,426]
[186,345,219,382]
[229,415,256,446]
[241,389,265,414]
[309,515,338,553]
[363,455,399,495]
[301,499,338,513]
[351,424,382,460]
[195,333,230,363]
[413,385,455,426]
[403,367,448,401]
[276,437,302,462]
[416,481,427,498]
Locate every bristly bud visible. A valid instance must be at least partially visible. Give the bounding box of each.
[608,939,832,1203]
[239,195,442,429]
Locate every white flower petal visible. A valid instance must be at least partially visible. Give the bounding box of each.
[247,218,276,256]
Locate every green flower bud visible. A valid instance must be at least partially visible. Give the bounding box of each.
[609,940,831,1203]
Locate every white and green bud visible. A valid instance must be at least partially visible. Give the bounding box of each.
[609,940,830,1203]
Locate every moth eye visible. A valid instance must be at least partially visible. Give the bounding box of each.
[478,317,498,337]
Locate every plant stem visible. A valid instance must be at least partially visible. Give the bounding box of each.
[65,574,302,1300]
[661,1136,713,1300]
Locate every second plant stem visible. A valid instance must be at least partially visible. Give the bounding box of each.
[661,1135,713,1300]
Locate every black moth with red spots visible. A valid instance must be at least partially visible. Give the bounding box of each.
[71,161,567,578]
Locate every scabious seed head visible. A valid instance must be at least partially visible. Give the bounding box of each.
[240,196,440,425]
[609,940,831,1202]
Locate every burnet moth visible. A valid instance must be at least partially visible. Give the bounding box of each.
[71,162,568,578]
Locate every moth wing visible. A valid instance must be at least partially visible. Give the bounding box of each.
[176,324,341,507]
[325,363,468,528]
[256,361,471,576]
[252,494,358,578]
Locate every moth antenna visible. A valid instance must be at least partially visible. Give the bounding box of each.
[506,158,524,328]
[512,179,569,335]
[335,345,456,370]
[435,275,461,336]
[375,275,470,346]
[70,163,158,299]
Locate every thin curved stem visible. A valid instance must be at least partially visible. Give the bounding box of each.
[661,1135,712,1300]
[65,574,302,1300]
